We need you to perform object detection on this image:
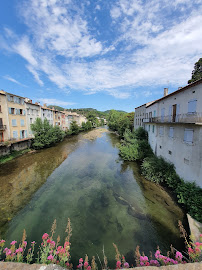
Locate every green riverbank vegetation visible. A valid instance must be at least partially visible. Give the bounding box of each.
[0,219,201,268]
[31,116,104,150]
[107,112,202,223]
[0,149,31,164]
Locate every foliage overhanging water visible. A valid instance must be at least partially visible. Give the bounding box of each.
[0,129,186,267]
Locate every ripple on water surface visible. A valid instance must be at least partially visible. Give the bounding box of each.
[0,130,186,267]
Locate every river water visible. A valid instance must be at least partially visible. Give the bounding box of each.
[0,129,186,267]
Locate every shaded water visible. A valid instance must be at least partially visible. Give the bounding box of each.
[0,129,186,267]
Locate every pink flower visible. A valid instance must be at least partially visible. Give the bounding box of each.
[145,262,150,266]
[124,262,129,268]
[23,241,27,247]
[50,241,55,247]
[79,258,83,263]
[42,233,49,240]
[155,250,161,259]
[47,254,54,261]
[195,242,200,247]
[47,239,51,244]
[6,249,11,256]
[31,241,36,244]
[10,241,17,246]
[87,266,91,270]
[176,251,183,260]
[84,261,88,268]
[188,247,193,254]
[116,260,121,269]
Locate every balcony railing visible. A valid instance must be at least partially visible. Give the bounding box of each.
[143,113,202,124]
[0,125,6,131]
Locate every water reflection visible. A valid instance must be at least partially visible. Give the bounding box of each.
[0,130,185,267]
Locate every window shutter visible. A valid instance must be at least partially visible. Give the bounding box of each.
[184,129,193,143]
[25,130,27,138]
[188,100,197,113]
[161,108,165,122]
[9,107,11,114]
[23,110,26,115]
[20,131,23,139]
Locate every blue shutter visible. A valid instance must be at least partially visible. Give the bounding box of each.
[20,131,23,139]
[25,130,27,138]
[161,108,165,122]
[23,110,26,115]
[9,107,11,114]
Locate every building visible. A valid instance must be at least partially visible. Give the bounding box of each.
[25,99,41,137]
[140,79,202,187]
[0,91,9,142]
[0,91,29,140]
[41,104,54,126]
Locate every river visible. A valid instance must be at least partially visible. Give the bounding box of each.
[0,128,186,267]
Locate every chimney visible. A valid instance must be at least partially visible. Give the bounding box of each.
[43,103,47,108]
[164,88,168,97]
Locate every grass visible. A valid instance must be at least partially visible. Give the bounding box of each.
[0,149,31,164]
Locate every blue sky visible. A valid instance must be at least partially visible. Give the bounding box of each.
[0,0,202,112]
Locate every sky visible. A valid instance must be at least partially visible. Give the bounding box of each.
[0,0,202,112]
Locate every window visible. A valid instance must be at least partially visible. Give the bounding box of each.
[188,100,197,114]
[30,118,33,124]
[184,158,189,165]
[159,145,162,149]
[153,110,156,117]
[27,109,30,115]
[161,108,165,122]
[184,129,194,144]
[20,109,23,115]
[169,127,174,138]
[148,125,150,131]
[9,107,15,114]
[12,119,17,126]
[0,105,1,113]
[13,131,18,138]
[168,150,172,155]
[10,96,14,102]
[20,119,25,126]
[159,126,164,136]
[152,125,155,133]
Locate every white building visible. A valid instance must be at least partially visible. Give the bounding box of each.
[25,99,41,137]
[41,104,54,126]
[134,101,156,130]
[140,79,202,187]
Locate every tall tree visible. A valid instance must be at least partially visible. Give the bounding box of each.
[188,58,202,84]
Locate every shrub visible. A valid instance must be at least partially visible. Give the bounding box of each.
[31,118,65,149]
[141,155,202,222]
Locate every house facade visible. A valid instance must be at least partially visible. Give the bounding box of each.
[141,79,202,187]
[4,92,28,140]
[41,105,54,126]
[0,91,10,142]
[25,99,41,137]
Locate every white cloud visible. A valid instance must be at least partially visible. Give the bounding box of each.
[38,98,75,107]
[3,75,27,87]
[1,0,202,100]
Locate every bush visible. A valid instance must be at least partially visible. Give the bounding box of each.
[69,121,80,135]
[141,155,202,222]
[31,118,65,149]
[119,129,152,161]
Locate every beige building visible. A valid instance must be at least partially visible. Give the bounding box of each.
[0,91,29,141]
[0,91,10,142]
[140,79,202,187]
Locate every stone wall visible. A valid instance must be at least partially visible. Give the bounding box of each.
[0,139,32,156]
[0,262,201,270]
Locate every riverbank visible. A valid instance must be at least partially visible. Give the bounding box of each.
[0,148,31,164]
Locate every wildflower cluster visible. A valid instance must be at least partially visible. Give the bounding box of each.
[135,246,186,268]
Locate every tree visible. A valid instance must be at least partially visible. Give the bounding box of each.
[69,121,80,135]
[31,118,65,149]
[188,58,202,84]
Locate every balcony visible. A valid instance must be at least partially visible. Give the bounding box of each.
[143,113,202,124]
[0,125,6,131]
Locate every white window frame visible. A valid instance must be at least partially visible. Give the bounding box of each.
[169,127,174,138]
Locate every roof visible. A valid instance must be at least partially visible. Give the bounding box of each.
[146,78,202,108]
[135,100,156,110]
